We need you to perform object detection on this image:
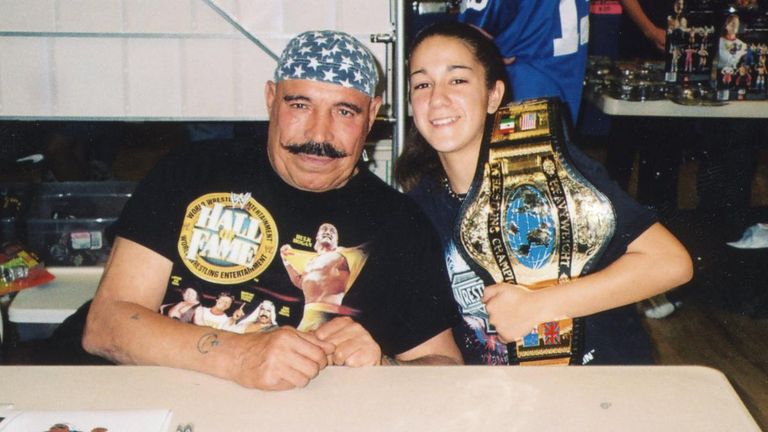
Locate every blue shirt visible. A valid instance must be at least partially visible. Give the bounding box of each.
[458,0,590,123]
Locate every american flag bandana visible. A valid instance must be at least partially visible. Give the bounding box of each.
[274,30,379,98]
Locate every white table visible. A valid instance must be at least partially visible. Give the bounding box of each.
[0,365,760,431]
[589,93,768,118]
[8,267,102,325]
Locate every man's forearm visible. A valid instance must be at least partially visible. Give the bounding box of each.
[83,299,241,381]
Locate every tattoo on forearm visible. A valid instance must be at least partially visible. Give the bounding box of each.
[197,333,221,354]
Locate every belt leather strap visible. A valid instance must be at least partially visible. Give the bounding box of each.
[455,98,616,365]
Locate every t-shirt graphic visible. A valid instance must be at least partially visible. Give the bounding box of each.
[220,299,278,333]
[171,193,369,333]
[177,192,278,284]
[279,222,369,331]
[446,241,509,365]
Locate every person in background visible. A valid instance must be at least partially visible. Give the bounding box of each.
[82,29,462,391]
[606,0,696,318]
[607,0,690,220]
[617,0,767,315]
[396,21,693,365]
[457,0,590,125]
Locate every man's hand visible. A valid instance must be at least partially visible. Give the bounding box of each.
[483,283,552,344]
[231,303,246,321]
[280,244,294,262]
[231,326,334,390]
[314,316,382,367]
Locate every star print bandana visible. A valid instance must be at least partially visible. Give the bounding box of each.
[275,30,379,97]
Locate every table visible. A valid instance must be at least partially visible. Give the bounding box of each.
[589,93,768,118]
[585,92,767,214]
[8,267,102,325]
[0,365,760,431]
[7,267,102,340]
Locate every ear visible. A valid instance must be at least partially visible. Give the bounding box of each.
[265,81,277,115]
[367,96,383,130]
[487,80,505,114]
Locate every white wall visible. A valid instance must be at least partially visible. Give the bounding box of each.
[0,0,394,120]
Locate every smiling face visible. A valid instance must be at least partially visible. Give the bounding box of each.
[215,294,233,311]
[725,16,740,37]
[315,223,339,252]
[256,300,276,324]
[182,287,199,303]
[265,79,382,192]
[409,35,504,165]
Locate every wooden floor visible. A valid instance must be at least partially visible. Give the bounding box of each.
[579,141,768,429]
[643,297,768,429]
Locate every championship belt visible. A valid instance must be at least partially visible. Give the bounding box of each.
[455,98,616,365]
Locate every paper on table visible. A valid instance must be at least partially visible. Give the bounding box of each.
[0,409,172,432]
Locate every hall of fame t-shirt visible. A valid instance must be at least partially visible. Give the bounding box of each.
[113,140,460,356]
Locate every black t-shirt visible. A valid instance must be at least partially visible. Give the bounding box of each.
[114,140,460,356]
[408,143,657,365]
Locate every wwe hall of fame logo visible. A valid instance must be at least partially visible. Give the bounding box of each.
[178,192,278,284]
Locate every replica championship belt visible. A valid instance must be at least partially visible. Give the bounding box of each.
[455,98,616,365]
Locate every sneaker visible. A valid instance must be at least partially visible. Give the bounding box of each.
[642,294,676,319]
[726,223,768,249]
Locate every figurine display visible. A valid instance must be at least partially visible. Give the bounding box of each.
[588,1,768,102]
[714,4,768,100]
[664,0,717,84]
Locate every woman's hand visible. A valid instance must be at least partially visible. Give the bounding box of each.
[482,283,552,344]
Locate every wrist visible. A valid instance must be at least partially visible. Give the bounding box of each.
[380,354,400,366]
[642,24,659,37]
[193,330,241,381]
[534,284,569,323]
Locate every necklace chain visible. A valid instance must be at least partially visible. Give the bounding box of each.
[441,176,466,201]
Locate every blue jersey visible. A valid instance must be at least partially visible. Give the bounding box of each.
[459,0,590,123]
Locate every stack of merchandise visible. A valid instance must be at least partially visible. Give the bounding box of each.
[664,0,768,101]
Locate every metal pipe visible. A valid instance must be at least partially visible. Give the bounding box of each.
[393,0,407,180]
[201,0,279,62]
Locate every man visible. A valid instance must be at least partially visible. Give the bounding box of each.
[83,30,462,391]
[281,223,368,331]
[221,299,278,334]
[193,292,233,328]
[457,0,590,124]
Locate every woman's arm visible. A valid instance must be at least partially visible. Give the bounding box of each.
[483,222,693,342]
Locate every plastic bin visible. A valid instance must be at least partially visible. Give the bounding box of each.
[0,183,34,243]
[26,182,135,266]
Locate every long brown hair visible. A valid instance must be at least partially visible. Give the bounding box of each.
[395,21,508,191]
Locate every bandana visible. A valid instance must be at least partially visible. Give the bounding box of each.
[274,30,379,97]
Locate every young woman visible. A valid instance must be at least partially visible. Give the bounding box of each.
[396,21,693,365]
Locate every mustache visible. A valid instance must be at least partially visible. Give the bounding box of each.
[284,141,348,159]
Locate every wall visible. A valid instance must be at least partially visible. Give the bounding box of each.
[0,0,394,121]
